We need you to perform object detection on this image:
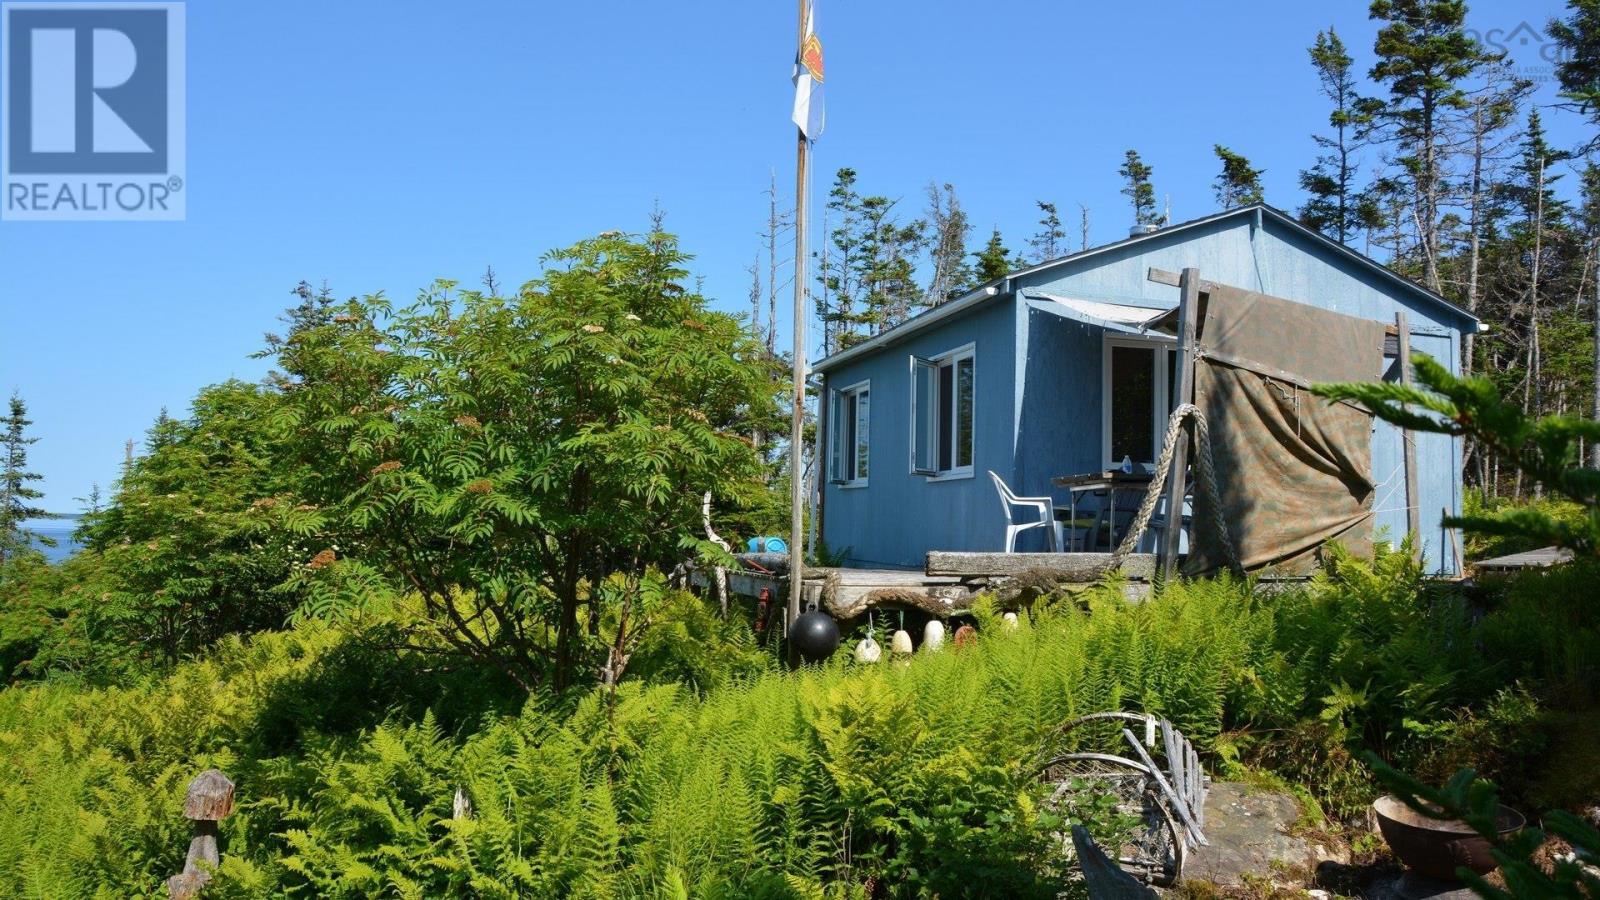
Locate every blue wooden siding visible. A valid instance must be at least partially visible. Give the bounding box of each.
[818,207,1472,574]
[820,299,1018,568]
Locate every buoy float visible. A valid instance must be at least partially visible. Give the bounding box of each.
[890,629,914,655]
[789,607,840,663]
[854,636,882,663]
[1002,611,1019,630]
[922,619,946,652]
[953,624,977,648]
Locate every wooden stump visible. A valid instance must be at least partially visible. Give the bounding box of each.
[167,769,234,899]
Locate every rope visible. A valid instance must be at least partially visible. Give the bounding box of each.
[1109,403,1242,575]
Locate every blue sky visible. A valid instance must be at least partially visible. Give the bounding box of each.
[0,0,1586,513]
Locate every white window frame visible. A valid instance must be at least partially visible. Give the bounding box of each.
[832,379,871,488]
[1101,334,1177,469]
[908,342,976,482]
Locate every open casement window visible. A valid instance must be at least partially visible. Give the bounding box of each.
[909,346,974,477]
[830,381,870,485]
[1102,338,1179,468]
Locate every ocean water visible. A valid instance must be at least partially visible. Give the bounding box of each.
[23,517,83,563]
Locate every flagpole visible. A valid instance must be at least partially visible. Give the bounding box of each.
[787,0,809,650]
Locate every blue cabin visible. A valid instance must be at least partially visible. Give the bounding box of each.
[813,204,1477,575]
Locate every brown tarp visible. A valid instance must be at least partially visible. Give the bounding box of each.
[1181,285,1385,575]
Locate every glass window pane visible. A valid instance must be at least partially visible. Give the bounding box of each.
[913,360,937,472]
[955,356,974,469]
[938,363,954,472]
[1109,345,1155,464]
[845,392,858,481]
[855,389,870,479]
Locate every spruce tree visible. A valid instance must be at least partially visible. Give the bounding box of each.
[1119,150,1159,227]
[1029,201,1066,262]
[923,182,972,305]
[1550,0,1600,147]
[0,392,50,565]
[973,228,1013,283]
[1299,27,1379,244]
[856,195,925,333]
[819,168,865,350]
[1212,146,1265,209]
[1367,0,1496,292]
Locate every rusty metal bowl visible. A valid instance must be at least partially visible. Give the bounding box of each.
[1373,795,1525,881]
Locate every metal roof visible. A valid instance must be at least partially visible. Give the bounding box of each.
[811,204,1476,375]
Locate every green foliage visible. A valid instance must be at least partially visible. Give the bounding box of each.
[2,547,1594,896]
[269,228,779,691]
[1550,0,1600,131]
[1212,145,1265,209]
[971,227,1014,283]
[1118,150,1159,227]
[1315,354,1600,556]
[1298,27,1382,245]
[0,391,50,566]
[1461,488,1588,560]
[77,382,305,667]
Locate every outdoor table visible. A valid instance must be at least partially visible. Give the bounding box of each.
[1050,471,1156,551]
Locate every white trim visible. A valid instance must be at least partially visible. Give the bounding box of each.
[1101,334,1176,469]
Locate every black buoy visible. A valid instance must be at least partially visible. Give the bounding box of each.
[789,606,840,663]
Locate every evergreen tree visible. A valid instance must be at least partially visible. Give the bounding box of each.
[1119,150,1159,227]
[1509,111,1570,230]
[818,168,866,350]
[923,182,972,305]
[1029,201,1066,262]
[1212,145,1265,209]
[1550,0,1600,148]
[973,227,1013,282]
[856,196,926,334]
[1299,27,1380,244]
[0,392,50,565]
[1367,0,1497,292]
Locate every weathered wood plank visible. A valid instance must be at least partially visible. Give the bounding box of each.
[1071,824,1159,900]
[924,552,1156,579]
[1160,269,1200,582]
[1397,312,1422,554]
[1122,729,1207,848]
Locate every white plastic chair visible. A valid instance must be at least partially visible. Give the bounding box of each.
[989,471,1064,553]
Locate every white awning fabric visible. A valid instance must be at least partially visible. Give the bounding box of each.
[1026,292,1168,333]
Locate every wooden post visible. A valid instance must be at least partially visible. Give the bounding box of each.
[1159,268,1200,582]
[167,769,235,899]
[786,0,810,654]
[1396,312,1422,557]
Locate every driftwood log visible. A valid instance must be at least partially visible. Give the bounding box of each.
[167,769,234,899]
[924,551,1155,580]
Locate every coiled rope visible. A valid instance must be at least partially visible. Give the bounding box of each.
[1109,403,1241,575]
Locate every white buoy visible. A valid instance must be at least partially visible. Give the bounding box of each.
[854,636,882,663]
[890,629,914,655]
[1002,612,1019,630]
[922,619,946,652]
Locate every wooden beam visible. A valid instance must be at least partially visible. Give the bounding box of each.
[1160,269,1200,581]
[1397,312,1422,554]
[924,551,1155,580]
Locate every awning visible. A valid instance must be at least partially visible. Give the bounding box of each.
[1025,292,1170,333]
